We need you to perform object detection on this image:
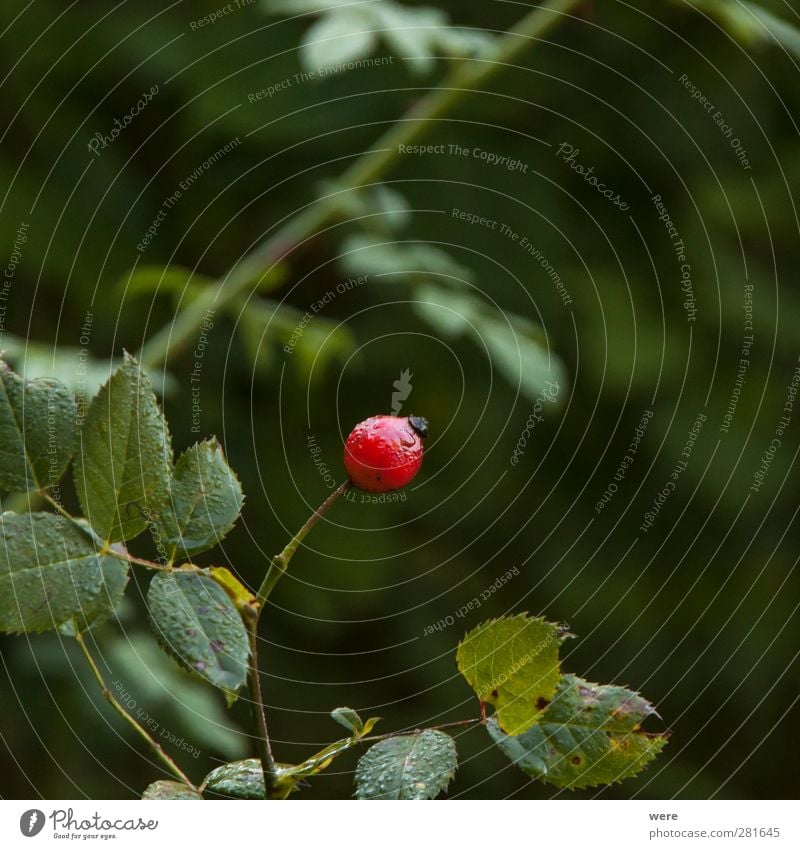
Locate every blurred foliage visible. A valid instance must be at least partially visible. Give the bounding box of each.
[1,0,799,800]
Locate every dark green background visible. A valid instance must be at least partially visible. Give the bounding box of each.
[1,0,798,800]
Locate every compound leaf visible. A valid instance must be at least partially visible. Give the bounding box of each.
[75,353,172,543]
[0,512,128,634]
[457,614,563,736]
[147,570,250,697]
[354,730,457,800]
[0,360,77,493]
[487,674,667,789]
[141,780,202,800]
[156,439,244,561]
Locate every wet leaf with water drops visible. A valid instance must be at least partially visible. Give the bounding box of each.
[354,730,457,800]
[147,570,250,698]
[0,512,128,634]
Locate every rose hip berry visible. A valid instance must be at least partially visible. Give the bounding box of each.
[343,415,428,492]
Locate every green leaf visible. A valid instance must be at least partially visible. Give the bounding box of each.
[483,313,564,403]
[322,182,411,235]
[684,0,800,54]
[117,264,214,301]
[155,439,244,561]
[209,566,256,612]
[355,730,457,800]
[0,360,77,493]
[487,674,668,789]
[342,235,475,283]
[267,1,494,75]
[147,570,250,696]
[300,8,377,71]
[742,1,800,56]
[371,185,412,231]
[330,706,381,737]
[331,706,364,734]
[240,297,356,380]
[437,25,494,58]
[456,614,564,736]
[415,285,566,403]
[1,337,105,401]
[141,780,202,800]
[373,2,448,75]
[75,353,172,543]
[204,759,266,799]
[0,512,128,634]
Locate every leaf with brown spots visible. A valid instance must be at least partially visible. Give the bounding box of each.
[487,674,667,789]
[147,570,250,699]
[456,614,564,735]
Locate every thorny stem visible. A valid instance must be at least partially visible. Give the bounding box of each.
[74,630,198,790]
[137,0,583,371]
[255,480,352,612]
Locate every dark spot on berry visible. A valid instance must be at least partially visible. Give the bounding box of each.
[571,756,581,765]
[409,415,429,438]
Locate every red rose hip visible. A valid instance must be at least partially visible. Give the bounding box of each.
[344,415,428,492]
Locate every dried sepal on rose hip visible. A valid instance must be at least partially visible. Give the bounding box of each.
[343,415,428,492]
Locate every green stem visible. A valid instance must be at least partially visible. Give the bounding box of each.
[75,630,198,790]
[137,0,582,370]
[40,491,78,524]
[255,480,352,611]
[244,480,350,794]
[40,493,178,573]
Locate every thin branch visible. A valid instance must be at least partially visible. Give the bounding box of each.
[137,0,583,371]
[255,480,352,612]
[74,630,198,790]
[40,493,177,573]
[105,549,173,572]
[246,481,352,791]
[40,491,78,524]
[243,608,278,797]
[359,717,482,745]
